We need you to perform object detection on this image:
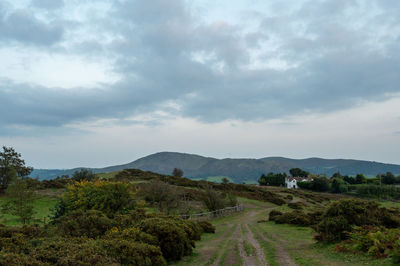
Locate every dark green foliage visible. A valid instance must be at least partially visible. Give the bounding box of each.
[197,220,215,233]
[336,226,400,263]
[72,169,97,182]
[54,210,114,238]
[1,177,37,224]
[258,172,286,186]
[311,176,330,192]
[0,252,43,265]
[139,218,193,261]
[0,146,33,192]
[288,201,305,210]
[268,210,283,220]
[29,238,115,265]
[200,185,228,211]
[355,184,400,199]
[331,178,348,194]
[172,168,184,177]
[102,239,166,266]
[271,210,312,226]
[105,226,157,245]
[297,181,313,190]
[285,194,293,200]
[355,174,367,184]
[380,172,396,185]
[299,176,330,192]
[315,199,400,242]
[140,180,180,214]
[61,180,136,218]
[289,168,309,177]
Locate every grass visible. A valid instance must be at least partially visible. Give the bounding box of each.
[0,195,58,226]
[379,200,400,208]
[256,221,392,266]
[249,223,279,266]
[96,171,121,179]
[243,240,256,256]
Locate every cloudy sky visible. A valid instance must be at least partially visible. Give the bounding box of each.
[1,0,400,169]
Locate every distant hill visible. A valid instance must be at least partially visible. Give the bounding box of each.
[30,152,400,182]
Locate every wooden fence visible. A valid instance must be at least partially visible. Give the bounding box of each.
[179,204,244,220]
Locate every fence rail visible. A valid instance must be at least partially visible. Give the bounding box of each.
[179,204,244,220]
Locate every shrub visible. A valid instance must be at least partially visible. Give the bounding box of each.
[0,251,42,265]
[273,211,311,226]
[315,199,400,242]
[102,239,166,266]
[197,221,215,233]
[337,226,400,263]
[105,226,158,245]
[61,180,136,218]
[288,202,305,210]
[285,195,293,200]
[54,210,114,238]
[139,218,193,261]
[30,237,115,265]
[268,210,283,221]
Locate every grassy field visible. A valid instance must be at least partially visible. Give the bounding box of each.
[0,195,58,226]
[172,197,394,266]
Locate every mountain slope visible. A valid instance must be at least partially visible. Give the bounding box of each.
[30,152,400,182]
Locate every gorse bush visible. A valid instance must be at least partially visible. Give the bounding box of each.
[139,217,196,261]
[315,199,400,242]
[54,210,114,238]
[197,220,216,233]
[271,210,312,226]
[0,178,212,265]
[60,180,136,218]
[336,226,400,264]
[102,239,166,266]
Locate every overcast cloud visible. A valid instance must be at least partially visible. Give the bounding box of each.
[1,0,400,167]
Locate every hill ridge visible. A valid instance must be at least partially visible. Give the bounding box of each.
[30,151,400,181]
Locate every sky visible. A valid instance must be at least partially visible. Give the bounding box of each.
[1,0,400,169]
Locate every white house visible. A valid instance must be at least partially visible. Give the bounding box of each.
[285,177,313,189]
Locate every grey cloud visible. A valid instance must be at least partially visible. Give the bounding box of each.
[0,9,63,45]
[1,0,400,134]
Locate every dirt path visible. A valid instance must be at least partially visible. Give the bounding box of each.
[201,223,234,263]
[243,223,268,265]
[257,230,297,266]
[219,225,241,265]
[178,201,297,266]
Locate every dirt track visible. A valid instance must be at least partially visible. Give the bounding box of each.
[179,201,298,266]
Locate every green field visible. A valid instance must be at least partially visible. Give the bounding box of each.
[0,195,58,226]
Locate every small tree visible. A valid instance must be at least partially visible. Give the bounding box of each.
[355,174,366,184]
[72,169,96,182]
[141,180,180,214]
[381,172,396,185]
[0,146,33,192]
[1,173,37,224]
[221,177,230,184]
[289,168,309,177]
[172,168,184,177]
[200,185,225,212]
